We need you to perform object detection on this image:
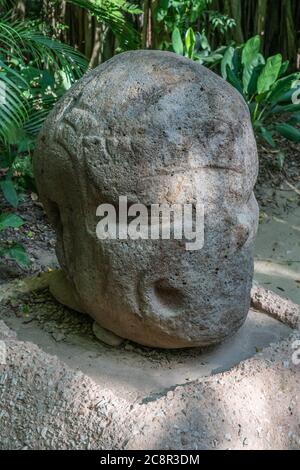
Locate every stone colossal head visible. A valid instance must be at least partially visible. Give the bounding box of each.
[34,50,259,348]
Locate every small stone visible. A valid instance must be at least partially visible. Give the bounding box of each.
[22,316,34,324]
[92,322,124,347]
[225,433,232,442]
[0,321,17,340]
[52,332,65,342]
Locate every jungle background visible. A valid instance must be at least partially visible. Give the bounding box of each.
[19,1,300,68]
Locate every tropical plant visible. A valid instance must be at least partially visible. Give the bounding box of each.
[171,26,227,66]
[0,14,88,145]
[155,0,234,36]
[220,35,300,165]
[66,0,141,51]
[0,3,88,266]
[155,0,235,54]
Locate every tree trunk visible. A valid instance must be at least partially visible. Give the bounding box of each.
[142,0,151,48]
[255,0,268,49]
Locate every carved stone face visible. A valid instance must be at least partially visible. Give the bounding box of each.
[34,50,259,348]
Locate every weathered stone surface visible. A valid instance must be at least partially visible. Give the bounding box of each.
[33,50,259,348]
[49,269,85,314]
[0,321,17,340]
[92,321,124,347]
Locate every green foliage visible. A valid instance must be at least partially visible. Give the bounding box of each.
[0,6,88,194]
[12,153,35,191]
[0,178,19,207]
[0,212,23,230]
[0,211,29,267]
[158,1,235,67]
[220,35,300,164]
[155,0,234,36]
[0,4,88,268]
[0,16,87,145]
[66,0,141,50]
[0,241,29,267]
[171,26,226,66]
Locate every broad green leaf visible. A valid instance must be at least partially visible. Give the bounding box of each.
[232,47,243,78]
[277,88,300,104]
[7,243,30,268]
[271,103,300,113]
[0,212,24,231]
[17,135,35,153]
[259,126,276,148]
[221,46,234,79]
[247,63,264,97]
[185,28,195,59]
[279,60,289,77]
[268,73,300,103]
[241,36,262,93]
[257,54,282,95]
[198,33,209,51]
[200,53,223,64]
[171,28,183,56]
[288,113,300,125]
[226,65,244,97]
[0,178,19,208]
[275,123,300,142]
[242,36,261,67]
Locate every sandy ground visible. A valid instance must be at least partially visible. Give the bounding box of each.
[0,287,293,399]
[0,314,299,450]
[255,180,300,304]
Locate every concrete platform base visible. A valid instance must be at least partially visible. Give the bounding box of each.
[0,275,299,449]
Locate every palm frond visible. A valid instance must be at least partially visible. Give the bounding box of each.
[0,14,88,147]
[1,18,88,77]
[66,0,140,49]
[0,68,28,143]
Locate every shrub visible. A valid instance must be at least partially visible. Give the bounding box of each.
[0,6,88,266]
[220,35,300,165]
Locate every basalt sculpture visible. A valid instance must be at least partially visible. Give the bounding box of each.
[33,50,259,348]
